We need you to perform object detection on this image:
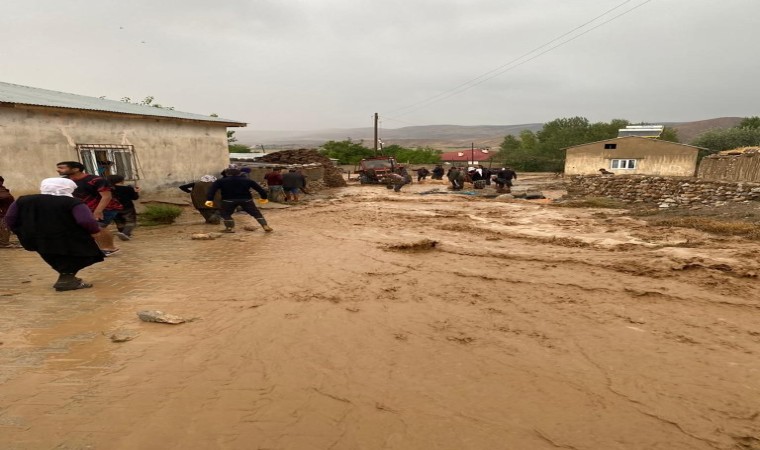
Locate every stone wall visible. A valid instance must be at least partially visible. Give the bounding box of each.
[567,175,760,208]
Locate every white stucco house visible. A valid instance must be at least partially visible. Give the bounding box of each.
[0,81,246,194]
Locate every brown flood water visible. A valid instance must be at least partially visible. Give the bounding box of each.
[1,175,759,450]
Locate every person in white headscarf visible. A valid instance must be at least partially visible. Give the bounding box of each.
[3,178,104,291]
[178,175,221,224]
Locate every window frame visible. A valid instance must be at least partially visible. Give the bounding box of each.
[76,144,139,180]
[610,159,637,170]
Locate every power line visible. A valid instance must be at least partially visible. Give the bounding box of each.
[382,0,653,119]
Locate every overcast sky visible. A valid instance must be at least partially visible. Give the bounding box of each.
[1,0,758,131]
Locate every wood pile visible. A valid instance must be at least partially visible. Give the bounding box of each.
[258,149,347,187]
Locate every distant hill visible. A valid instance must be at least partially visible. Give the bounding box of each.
[235,124,544,150]
[235,117,743,150]
[670,117,743,143]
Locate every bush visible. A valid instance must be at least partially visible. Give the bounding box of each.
[139,204,183,226]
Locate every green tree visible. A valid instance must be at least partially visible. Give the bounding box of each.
[229,143,252,153]
[692,127,760,159]
[498,118,628,172]
[519,130,537,151]
[499,135,521,153]
[658,126,680,143]
[738,116,760,129]
[319,139,373,165]
[384,144,442,164]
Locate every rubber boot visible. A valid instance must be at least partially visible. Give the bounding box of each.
[222,220,235,233]
[257,218,273,232]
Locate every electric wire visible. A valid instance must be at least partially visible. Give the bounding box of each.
[382,0,652,120]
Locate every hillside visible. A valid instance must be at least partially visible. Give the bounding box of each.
[670,117,743,143]
[235,117,744,150]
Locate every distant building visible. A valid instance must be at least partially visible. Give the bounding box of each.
[564,136,701,176]
[0,81,246,194]
[440,148,494,165]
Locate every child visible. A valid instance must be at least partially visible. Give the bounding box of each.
[106,175,140,241]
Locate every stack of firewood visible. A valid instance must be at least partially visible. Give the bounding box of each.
[258,149,347,187]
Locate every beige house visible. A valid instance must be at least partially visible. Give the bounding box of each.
[564,136,700,176]
[0,82,245,194]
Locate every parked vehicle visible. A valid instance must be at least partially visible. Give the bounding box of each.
[357,156,398,184]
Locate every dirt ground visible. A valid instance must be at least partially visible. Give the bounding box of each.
[1,174,759,450]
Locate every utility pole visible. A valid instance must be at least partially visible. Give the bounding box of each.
[471,142,474,165]
[374,113,379,155]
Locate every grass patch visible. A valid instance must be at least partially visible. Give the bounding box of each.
[648,216,760,240]
[553,197,627,209]
[139,204,183,226]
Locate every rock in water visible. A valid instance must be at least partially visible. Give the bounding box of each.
[137,310,186,324]
[109,330,139,342]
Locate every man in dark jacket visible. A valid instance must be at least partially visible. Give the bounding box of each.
[282,168,306,202]
[206,168,272,233]
[4,178,104,291]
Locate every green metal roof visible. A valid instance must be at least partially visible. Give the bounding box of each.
[0,81,246,127]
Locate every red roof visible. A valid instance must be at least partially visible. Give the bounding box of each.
[440,149,493,162]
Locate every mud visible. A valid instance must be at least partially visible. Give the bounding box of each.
[0,174,759,449]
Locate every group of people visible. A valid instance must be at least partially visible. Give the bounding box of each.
[1,161,140,291]
[444,165,517,191]
[263,167,308,203]
[179,165,307,230]
[0,162,282,291]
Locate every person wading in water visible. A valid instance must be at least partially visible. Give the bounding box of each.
[205,168,273,233]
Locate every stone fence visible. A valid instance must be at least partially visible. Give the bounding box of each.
[567,175,760,208]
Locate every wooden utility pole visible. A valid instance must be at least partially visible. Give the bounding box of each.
[374,113,379,155]
[471,142,475,165]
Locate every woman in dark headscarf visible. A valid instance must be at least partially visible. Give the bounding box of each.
[3,178,104,291]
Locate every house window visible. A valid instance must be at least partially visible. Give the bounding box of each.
[604,143,617,149]
[76,144,139,180]
[611,159,636,169]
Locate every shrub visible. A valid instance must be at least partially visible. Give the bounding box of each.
[139,204,183,226]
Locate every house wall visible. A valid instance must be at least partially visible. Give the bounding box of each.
[698,151,760,182]
[564,138,698,177]
[0,105,230,195]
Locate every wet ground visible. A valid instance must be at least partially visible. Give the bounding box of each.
[1,175,759,450]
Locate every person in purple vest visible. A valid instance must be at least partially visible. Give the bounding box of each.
[4,178,104,291]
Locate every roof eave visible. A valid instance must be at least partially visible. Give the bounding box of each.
[1,101,247,127]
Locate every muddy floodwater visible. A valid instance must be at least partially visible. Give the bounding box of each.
[1,175,759,450]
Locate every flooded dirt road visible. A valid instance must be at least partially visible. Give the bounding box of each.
[1,176,759,449]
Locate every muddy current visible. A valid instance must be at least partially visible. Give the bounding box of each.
[0,175,759,450]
